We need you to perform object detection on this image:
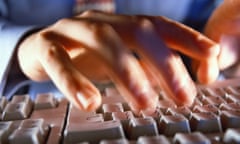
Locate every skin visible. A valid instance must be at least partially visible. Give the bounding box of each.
[205,0,240,77]
[17,10,220,114]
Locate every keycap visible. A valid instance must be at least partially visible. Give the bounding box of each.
[202,96,226,107]
[190,112,222,133]
[224,86,240,95]
[173,132,211,144]
[199,87,219,97]
[0,121,13,144]
[141,108,163,120]
[30,99,68,144]
[104,87,121,97]
[137,135,171,144]
[112,111,134,131]
[223,128,240,144]
[20,119,49,139]
[9,118,49,144]
[9,126,44,144]
[225,94,240,103]
[0,97,7,112]
[2,94,33,121]
[100,138,133,144]
[34,93,58,110]
[193,104,219,115]
[102,103,124,113]
[128,117,158,140]
[2,102,32,120]
[220,110,240,130]
[220,103,240,112]
[101,103,124,121]
[158,115,191,136]
[11,94,32,105]
[64,120,125,144]
[157,100,176,113]
[166,106,192,118]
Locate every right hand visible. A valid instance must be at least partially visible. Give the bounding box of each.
[17,10,219,114]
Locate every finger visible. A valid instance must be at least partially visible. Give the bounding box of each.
[79,10,220,61]
[46,19,159,113]
[133,21,196,106]
[78,11,220,84]
[151,16,220,60]
[218,34,240,70]
[24,36,102,111]
[138,59,159,91]
[204,0,240,41]
[79,11,197,105]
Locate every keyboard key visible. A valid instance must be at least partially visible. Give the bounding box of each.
[141,108,163,120]
[199,87,220,97]
[128,117,158,140]
[0,121,13,144]
[64,120,125,144]
[190,112,222,133]
[173,132,211,144]
[166,106,192,118]
[100,138,133,144]
[225,94,240,103]
[193,104,219,115]
[220,110,240,130]
[202,96,226,107]
[158,115,191,136]
[101,103,124,121]
[220,103,240,112]
[9,127,44,144]
[104,87,121,97]
[9,119,49,144]
[102,103,124,113]
[0,97,7,112]
[11,94,32,104]
[157,100,176,113]
[137,135,171,144]
[20,119,49,139]
[112,111,134,131]
[2,102,32,121]
[223,128,240,144]
[30,99,68,144]
[34,93,58,110]
[224,86,240,95]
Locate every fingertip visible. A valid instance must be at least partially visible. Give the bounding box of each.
[127,88,159,115]
[174,82,197,107]
[197,59,219,84]
[75,90,102,111]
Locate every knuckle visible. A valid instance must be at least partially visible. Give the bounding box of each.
[54,18,71,27]
[136,17,154,30]
[87,21,114,40]
[80,10,98,17]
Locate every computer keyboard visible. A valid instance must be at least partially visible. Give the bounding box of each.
[1,79,240,144]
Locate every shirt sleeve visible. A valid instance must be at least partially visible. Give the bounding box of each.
[114,0,192,22]
[0,18,36,96]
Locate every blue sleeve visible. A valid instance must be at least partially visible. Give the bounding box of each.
[0,15,36,96]
[0,0,74,96]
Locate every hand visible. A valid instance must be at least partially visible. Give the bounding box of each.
[17,10,219,114]
[205,0,240,78]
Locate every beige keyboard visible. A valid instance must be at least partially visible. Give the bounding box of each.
[1,78,240,144]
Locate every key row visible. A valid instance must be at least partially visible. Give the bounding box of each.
[0,93,58,121]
